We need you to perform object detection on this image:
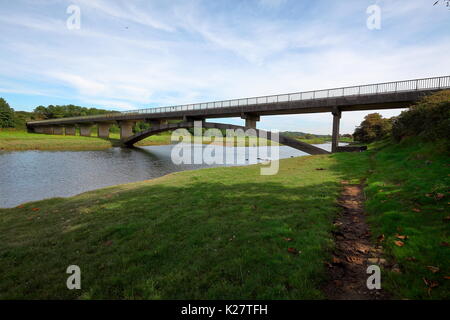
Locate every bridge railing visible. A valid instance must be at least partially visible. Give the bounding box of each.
[28,75,450,124]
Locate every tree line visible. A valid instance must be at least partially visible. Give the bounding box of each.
[353,90,450,149]
[0,98,118,129]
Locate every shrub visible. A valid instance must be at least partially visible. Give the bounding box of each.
[0,98,15,128]
[392,90,450,144]
[353,113,392,143]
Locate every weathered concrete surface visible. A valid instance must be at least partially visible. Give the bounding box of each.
[34,126,44,134]
[53,126,64,135]
[332,107,341,153]
[26,90,437,127]
[43,126,53,134]
[97,123,111,138]
[242,113,260,129]
[79,125,92,137]
[119,121,135,140]
[123,121,330,155]
[65,126,76,135]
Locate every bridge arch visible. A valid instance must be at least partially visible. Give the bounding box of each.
[122,121,329,155]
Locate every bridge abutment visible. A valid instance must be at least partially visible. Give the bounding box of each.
[332,107,341,153]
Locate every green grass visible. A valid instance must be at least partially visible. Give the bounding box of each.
[333,139,450,299]
[298,137,353,144]
[0,155,342,299]
[0,130,275,151]
[0,130,173,151]
[0,136,447,299]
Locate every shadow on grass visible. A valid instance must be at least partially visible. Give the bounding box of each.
[0,174,341,300]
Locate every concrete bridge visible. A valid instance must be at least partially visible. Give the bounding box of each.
[27,76,450,154]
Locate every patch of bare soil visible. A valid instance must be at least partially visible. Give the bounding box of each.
[323,181,388,300]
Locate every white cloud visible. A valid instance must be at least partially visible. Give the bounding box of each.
[0,0,448,134]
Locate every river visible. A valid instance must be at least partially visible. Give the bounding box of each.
[0,143,340,208]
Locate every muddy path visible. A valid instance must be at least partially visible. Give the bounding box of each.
[323,181,388,300]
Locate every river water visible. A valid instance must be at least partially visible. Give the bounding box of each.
[0,143,337,208]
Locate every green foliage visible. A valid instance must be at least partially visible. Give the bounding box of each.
[392,90,450,146]
[333,139,449,299]
[33,104,118,120]
[353,113,392,143]
[0,98,15,128]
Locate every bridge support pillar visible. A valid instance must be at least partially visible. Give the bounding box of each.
[118,121,135,140]
[241,114,260,129]
[332,108,341,153]
[34,126,44,134]
[97,123,111,138]
[64,125,76,136]
[43,126,53,135]
[53,126,64,135]
[79,124,92,137]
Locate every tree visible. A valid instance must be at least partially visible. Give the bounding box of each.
[0,98,15,128]
[392,90,450,144]
[353,113,392,143]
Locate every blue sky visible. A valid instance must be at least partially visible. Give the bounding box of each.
[0,0,449,134]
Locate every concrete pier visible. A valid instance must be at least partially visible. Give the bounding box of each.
[118,121,135,140]
[34,126,44,134]
[242,114,260,129]
[97,123,111,138]
[332,107,341,153]
[53,126,64,135]
[43,126,53,134]
[79,125,92,137]
[65,126,76,135]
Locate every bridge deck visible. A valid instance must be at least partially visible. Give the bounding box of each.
[27,76,450,126]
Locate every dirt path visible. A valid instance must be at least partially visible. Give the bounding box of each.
[323,181,387,300]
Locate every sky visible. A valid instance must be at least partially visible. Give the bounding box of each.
[0,0,449,134]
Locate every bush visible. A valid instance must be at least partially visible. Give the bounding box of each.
[0,98,15,128]
[353,113,392,143]
[392,90,450,144]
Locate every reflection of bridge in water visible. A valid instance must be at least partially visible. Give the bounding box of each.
[27,76,450,154]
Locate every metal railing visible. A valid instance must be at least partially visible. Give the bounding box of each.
[28,75,450,124]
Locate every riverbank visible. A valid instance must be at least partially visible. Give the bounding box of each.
[0,139,447,299]
[0,130,342,151]
[0,130,172,151]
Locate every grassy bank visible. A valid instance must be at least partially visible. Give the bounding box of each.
[0,130,172,151]
[334,139,449,300]
[0,138,447,299]
[0,154,344,299]
[0,130,276,151]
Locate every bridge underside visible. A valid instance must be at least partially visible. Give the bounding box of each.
[123,121,330,155]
